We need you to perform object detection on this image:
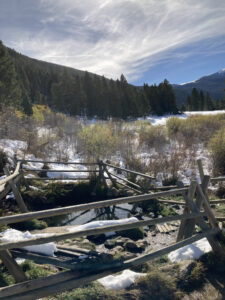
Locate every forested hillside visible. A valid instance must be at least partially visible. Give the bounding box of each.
[173,69,225,105]
[0,41,178,118]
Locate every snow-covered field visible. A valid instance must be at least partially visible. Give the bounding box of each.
[143,110,225,126]
[1,110,224,186]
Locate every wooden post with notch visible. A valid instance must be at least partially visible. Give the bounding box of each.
[0,250,27,283]
[4,166,28,213]
[102,163,118,189]
[13,156,30,190]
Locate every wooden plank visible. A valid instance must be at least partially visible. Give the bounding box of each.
[151,185,178,191]
[164,223,171,232]
[156,224,164,233]
[184,181,224,257]
[196,181,218,228]
[0,163,21,185]
[211,177,225,183]
[10,250,78,270]
[0,250,27,283]
[0,175,22,202]
[215,217,225,221]
[158,199,185,205]
[210,199,225,204]
[185,176,210,238]
[23,169,98,172]
[0,212,206,251]
[110,177,142,194]
[197,159,204,183]
[177,206,190,242]
[0,183,6,193]
[4,167,28,213]
[1,229,218,300]
[103,162,155,180]
[99,162,108,190]
[56,245,100,256]
[26,177,90,181]
[18,159,98,165]
[0,270,80,298]
[107,171,143,190]
[103,165,118,189]
[0,187,188,226]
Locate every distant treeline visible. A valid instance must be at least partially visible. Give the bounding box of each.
[182,88,225,111]
[0,41,179,118]
[0,40,223,118]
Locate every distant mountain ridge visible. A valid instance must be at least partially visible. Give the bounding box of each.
[173,69,225,104]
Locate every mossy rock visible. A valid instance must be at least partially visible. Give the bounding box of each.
[11,219,47,231]
[21,180,108,211]
[118,227,145,241]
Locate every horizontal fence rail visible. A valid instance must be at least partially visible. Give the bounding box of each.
[18,159,98,165]
[23,169,98,172]
[211,177,225,183]
[0,162,21,186]
[0,228,219,300]
[26,177,95,181]
[103,162,155,180]
[0,187,188,225]
[0,212,207,251]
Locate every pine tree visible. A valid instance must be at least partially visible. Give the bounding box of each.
[0,40,22,109]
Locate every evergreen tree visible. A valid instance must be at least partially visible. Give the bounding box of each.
[0,40,22,109]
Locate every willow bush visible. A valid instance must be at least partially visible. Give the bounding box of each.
[208,127,225,176]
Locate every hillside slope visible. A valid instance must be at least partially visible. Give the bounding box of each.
[0,41,179,118]
[173,69,225,104]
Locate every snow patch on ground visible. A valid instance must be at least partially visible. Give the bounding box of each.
[0,229,57,257]
[168,238,212,262]
[67,217,138,237]
[0,139,27,163]
[98,269,146,290]
[144,110,225,126]
[46,163,90,179]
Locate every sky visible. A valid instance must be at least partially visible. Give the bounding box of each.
[0,0,225,85]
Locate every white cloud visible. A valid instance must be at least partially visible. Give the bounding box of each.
[2,0,225,81]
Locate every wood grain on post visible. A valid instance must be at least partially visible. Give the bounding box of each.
[185,176,210,238]
[4,166,28,213]
[196,182,218,228]
[0,250,27,283]
[184,181,224,257]
[107,170,143,191]
[0,175,22,202]
[0,162,21,185]
[182,181,197,239]
[197,159,204,183]
[102,164,118,189]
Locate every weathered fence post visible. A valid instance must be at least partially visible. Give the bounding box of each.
[0,250,27,283]
[177,181,197,241]
[4,165,28,213]
[102,163,118,189]
[197,159,204,183]
[99,161,108,190]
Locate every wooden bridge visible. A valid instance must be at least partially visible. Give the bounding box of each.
[0,158,225,299]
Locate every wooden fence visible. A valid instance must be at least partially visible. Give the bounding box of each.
[0,158,225,299]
